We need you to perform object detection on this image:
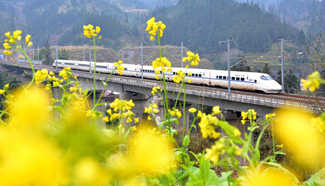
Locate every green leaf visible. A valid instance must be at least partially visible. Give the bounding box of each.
[186,166,232,186]
[200,156,210,185]
[182,135,190,147]
[303,168,325,186]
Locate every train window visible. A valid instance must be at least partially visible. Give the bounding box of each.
[254,80,257,83]
[199,74,202,77]
[236,77,240,81]
[260,75,273,80]
[160,71,162,74]
[223,76,226,80]
[241,78,245,81]
[185,73,188,76]
[125,68,127,70]
[232,77,235,80]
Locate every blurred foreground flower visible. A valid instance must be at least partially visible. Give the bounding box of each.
[0,129,67,186]
[127,126,176,176]
[74,158,110,186]
[273,107,325,170]
[7,85,51,128]
[239,165,300,186]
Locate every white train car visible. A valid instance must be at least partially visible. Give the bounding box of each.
[53,59,282,93]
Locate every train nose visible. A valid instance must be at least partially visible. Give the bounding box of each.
[261,80,282,93]
[267,81,282,92]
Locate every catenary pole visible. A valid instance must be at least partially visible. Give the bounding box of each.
[181,42,184,68]
[281,39,285,93]
[227,39,231,98]
[141,42,144,79]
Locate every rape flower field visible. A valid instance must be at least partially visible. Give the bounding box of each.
[1,17,325,186]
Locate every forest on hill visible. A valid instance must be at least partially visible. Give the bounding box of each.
[0,0,306,55]
[151,0,305,54]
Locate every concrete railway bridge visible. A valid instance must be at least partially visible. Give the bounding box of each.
[1,61,325,122]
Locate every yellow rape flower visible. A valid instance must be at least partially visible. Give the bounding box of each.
[144,104,159,114]
[25,34,31,44]
[0,89,5,95]
[122,177,147,186]
[265,113,276,120]
[53,81,60,87]
[247,109,257,120]
[169,108,182,118]
[199,113,220,139]
[212,105,221,115]
[4,32,10,38]
[110,98,134,112]
[146,17,166,41]
[127,126,176,176]
[114,60,124,75]
[69,86,78,92]
[301,71,322,92]
[273,107,325,170]
[13,30,22,39]
[4,83,9,89]
[86,110,97,119]
[188,107,197,113]
[183,51,200,67]
[3,42,11,50]
[173,70,185,84]
[2,50,12,56]
[27,41,33,47]
[151,86,161,95]
[152,57,171,72]
[34,69,48,85]
[7,86,51,129]
[83,24,101,39]
[205,140,225,165]
[102,116,109,122]
[239,165,300,186]
[0,130,67,186]
[74,158,110,186]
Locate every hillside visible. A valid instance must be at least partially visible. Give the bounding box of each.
[0,0,139,47]
[151,0,304,54]
[0,0,309,56]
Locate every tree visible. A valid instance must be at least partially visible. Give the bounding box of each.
[276,70,299,93]
[40,38,53,65]
[58,49,69,60]
[231,59,251,72]
[262,63,271,74]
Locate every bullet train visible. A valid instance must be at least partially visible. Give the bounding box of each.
[54,59,282,93]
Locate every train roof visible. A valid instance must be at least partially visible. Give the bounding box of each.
[54,59,272,76]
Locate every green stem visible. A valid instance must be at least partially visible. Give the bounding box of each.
[20,48,35,84]
[94,72,113,109]
[183,83,186,136]
[92,38,97,107]
[157,36,171,129]
[173,83,184,109]
[255,124,269,151]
